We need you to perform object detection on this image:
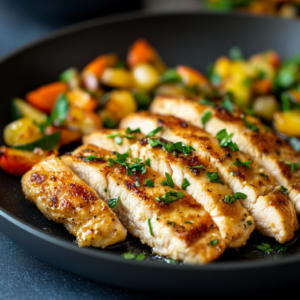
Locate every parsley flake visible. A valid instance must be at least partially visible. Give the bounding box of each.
[216,129,239,151]
[146,126,163,137]
[145,158,151,167]
[285,161,300,174]
[233,158,252,169]
[104,188,107,193]
[259,172,268,179]
[108,196,120,208]
[106,132,121,138]
[246,220,252,226]
[136,253,146,261]
[210,239,219,247]
[181,178,190,191]
[165,172,174,188]
[85,155,105,161]
[126,127,141,134]
[185,221,193,224]
[280,186,288,194]
[201,110,212,129]
[188,165,205,169]
[144,179,154,187]
[242,117,259,132]
[206,172,225,185]
[155,191,184,204]
[167,258,178,265]
[122,251,136,259]
[148,219,154,236]
[224,192,247,204]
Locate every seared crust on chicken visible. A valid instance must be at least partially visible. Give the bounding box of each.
[21,155,127,248]
[62,144,226,264]
[150,95,300,213]
[84,129,255,248]
[120,112,299,243]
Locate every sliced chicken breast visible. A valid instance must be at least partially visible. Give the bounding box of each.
[84,130,255,248]
[21,155,127,248]
[120,112,298,243]
[83,128,144,154]
[150,95,300,214]
[62,144,226,264]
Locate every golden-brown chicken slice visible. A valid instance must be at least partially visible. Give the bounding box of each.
[84,130,255,248]
[83,128,144,154]
[21,155,127,248]
[62,144,226,264]
[150,95,300,213]
[120,112,298,243]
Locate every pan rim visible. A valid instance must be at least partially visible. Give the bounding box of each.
[0,9,300,272]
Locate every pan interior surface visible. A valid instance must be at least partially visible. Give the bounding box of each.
[1,11,300,293]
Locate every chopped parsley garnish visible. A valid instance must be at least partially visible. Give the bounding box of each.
[167,258,178,265]
[280,186,288,194]
[85,155,105,161]
[145,158,151,167]
[259,172,268,178]
[135,179,141,187]
[285,161,300,174]
[126,127,141,134]
[206,172,224,185]
[104,188,107,193]
[230,171,235,176]
[246,220,252,226]
[124,134,135,139]
[199,99,216,107]
[106,132,121,138]
[210,239,219,247]
[164,172,174,188]
[256,243,287,253]
[144,179,154,187]
[122,251,146,261]
[233,158,252,169]
[122,251,136,259]
[115,136,122,145]
[148,138,195,156]
[273,245,287,252]
[148,218,153,236]
[256,243,273,253]
[108,196,120,208]
[146,126,163,137]
[155,191,184,204]
[220,96,235,113]
[108,150,147,175]
[216,129,239,152]
[201,110,212,129]
[181,178,190,191]
[242,117,259,132]
[136,253,146,261]
[168,221,175,226]
[224,192,247,205]
[185,221,192,224]
[188,165,205,169]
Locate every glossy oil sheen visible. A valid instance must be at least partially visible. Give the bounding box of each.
[1,11,300,294]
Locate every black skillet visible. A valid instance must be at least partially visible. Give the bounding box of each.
[1,11,300,295]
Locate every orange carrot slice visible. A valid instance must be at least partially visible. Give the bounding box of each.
[26,82,68,114]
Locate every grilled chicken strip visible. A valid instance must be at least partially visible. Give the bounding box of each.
[120,112,298,243]
[84,130,255,248]
[62,144,226,264]
[151,95,300,214]
[21,155,127,248]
